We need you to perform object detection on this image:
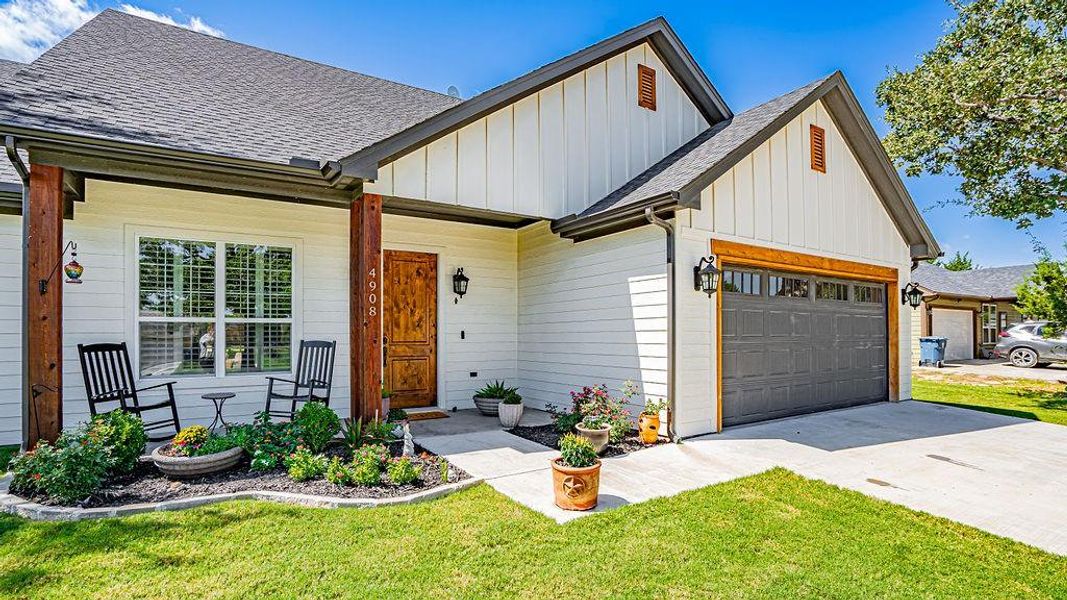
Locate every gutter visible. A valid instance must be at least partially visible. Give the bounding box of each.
[553,192,680,241]
[6,136,31,450]
[643,206,677,442]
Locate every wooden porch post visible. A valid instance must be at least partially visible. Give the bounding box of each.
[25,164,65,447]
[350,192,383,421]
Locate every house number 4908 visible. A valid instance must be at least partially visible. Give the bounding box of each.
[367,268,378,316]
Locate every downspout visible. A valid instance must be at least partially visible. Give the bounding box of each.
[6,135,31,451]
[644,207,677,442]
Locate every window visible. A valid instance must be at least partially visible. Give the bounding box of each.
[854,285,884,304]
[769,275,809,298]
[815,281,849,301]
[810,125,826,173]
[981,304,997,344]
[137,236,294,378]
[721,270,761,295]
[637,64,656,111]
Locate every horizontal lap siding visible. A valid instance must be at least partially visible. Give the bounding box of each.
[0,216,21,444]
[517,222,666,416]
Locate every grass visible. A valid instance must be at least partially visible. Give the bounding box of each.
[913,377,1067,426]
[1,469,1063,599]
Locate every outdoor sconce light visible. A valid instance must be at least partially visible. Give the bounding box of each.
[452,267,469,304]
[39,240,83,294]
[901,282,923,309]
[693,255,720,297]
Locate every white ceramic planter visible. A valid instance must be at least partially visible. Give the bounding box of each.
[498,402,524,428]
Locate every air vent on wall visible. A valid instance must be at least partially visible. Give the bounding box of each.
[810,125,826,173]
[637,64,656,111]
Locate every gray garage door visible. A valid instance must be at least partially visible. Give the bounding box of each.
[721,268,888,427]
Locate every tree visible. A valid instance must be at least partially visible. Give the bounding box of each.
[1015,255,1067,329]
[877,0,1067,228]
[932,250,978,271]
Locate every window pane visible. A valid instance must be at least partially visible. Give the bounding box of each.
[816,281,849,301]
[225,244,293,319]
[138,322,215,377]
[139,238,216,318]
[225,322,292,373]
[855,285,884,304]
[770,276,809,298]
[722,270,760,295]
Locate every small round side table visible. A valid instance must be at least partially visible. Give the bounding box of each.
[202,392,235,431]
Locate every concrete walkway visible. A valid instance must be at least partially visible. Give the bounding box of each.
[415,403,1067,555]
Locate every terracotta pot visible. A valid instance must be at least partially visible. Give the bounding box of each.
[575,424,610,454]
[473,396,503,416]
[551,458,601,511]
[498,401,524,428]
[638,413,660,444]
[151,444,244,479]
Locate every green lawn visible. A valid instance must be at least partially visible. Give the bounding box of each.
[913,378,1067,425]
[1,469,1063,599]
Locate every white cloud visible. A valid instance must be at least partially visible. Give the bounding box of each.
[0,0,223,63]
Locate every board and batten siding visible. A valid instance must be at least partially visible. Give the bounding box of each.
[672,99,914,438]
[517,222,667,416]
[366,42,709,219]
[0,181,518,444]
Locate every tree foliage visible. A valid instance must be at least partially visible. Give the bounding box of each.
[1015,255,1067,329]
[877,0,1067,228]
[932,250,979,270]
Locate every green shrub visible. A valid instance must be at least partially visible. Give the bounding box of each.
[351,459,381,486]
[558,433,598,469]
[194,433,239,457]
[324,457,354,486]
[284,448,327,482]
[10,429,110,504]
[387,457,421,485]
[293,402,341,453]
[353,443,389,469]
[90,410,147,474]
[386,408,408,422]
[548,407,582,434]
[172,425,210,456]
[232,412,299,471]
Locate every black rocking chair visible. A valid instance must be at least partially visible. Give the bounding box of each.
[264,340,337,420]
[77,342,182,442]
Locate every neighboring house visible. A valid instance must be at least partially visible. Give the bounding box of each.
[0,10,939,447]
[910,264,1035,361]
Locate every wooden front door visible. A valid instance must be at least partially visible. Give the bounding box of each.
[383,250,438,409]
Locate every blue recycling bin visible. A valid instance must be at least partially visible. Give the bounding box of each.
[919,336,947,367]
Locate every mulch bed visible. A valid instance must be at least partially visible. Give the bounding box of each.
[16,443,470,509]
[507,424,665,458]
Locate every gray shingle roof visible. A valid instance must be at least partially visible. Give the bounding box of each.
[577,75,831,218]
[0,59,24,81]
[912,263,1035,299]
[0,59,27,190]
[0,9,460,176]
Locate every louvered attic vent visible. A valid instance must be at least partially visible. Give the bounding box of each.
[810,125,826,173]
[637,64,656,111]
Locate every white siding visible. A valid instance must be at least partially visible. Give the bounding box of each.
[674,99,914,438]
[517,222,667,417]
[367,42,709,219]
[0,181,518,444]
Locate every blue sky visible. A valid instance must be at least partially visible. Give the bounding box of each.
[4,0,1064,265]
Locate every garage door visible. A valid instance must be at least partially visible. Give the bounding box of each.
[721,268,888,427]
[931,308,974,361]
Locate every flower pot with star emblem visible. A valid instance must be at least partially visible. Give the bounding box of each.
[550,457,601,511]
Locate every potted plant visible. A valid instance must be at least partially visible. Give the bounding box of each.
[551,433,601,511]
[497,390,524,428]
[638,397,668,444]
[575,414,610,454]
[151,425,243,478]
[473,380,517,416]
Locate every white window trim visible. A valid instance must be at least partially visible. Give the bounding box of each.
[126,225,303,385]
[981,303,998,344]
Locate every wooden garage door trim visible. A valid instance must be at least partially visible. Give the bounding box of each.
[711,239,899,432]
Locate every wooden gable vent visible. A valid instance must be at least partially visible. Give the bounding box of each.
[637,64,656,111]
[809,125,827,173]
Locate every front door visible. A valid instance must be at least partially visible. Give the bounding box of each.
[383,250,438,409]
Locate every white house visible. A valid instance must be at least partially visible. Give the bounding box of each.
[0,11,938,447]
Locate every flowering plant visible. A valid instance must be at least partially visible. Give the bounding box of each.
[569,383,633,443]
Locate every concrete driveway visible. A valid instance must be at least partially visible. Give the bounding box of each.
[417,402,1067,555]
[918,358,1067,383]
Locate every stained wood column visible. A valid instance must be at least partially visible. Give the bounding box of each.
[350,192,383,421]
[25,164,65,448]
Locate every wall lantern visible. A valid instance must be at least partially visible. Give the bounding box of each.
[901,282,923,309]
[452,267,469,303]
[39,240,83,294]
[693,256,720,297]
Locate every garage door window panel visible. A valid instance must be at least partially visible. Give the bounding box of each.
[769,275,809,298]
[722,270,761,295]
[816,281,849,301]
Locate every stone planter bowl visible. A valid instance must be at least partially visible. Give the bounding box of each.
[498,401,524,428]
[473,396,503,416]
[575,424,611,454]
[151,444,244,479]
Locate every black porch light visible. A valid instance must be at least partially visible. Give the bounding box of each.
[452,267,469,303]
[901,282,923,309]
[693,256,720,297]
